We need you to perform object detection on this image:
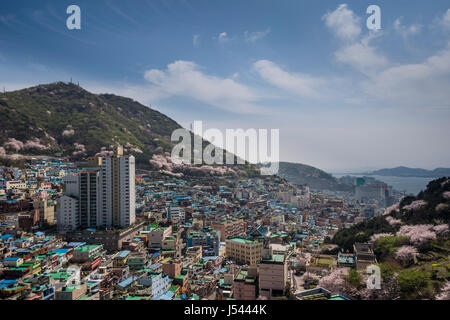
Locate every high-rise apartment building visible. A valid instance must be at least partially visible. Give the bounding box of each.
[57,146,135,232]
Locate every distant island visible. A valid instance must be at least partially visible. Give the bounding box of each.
[364,166,450,178]
[263,162,353,192]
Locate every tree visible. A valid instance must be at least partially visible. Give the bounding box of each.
[374,236,408,260]
[345,269,363,289]
[397,269,431,299]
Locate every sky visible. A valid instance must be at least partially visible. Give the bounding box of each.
[1,0,450,173]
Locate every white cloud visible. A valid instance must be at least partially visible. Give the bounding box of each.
[143,60,264,114]
[335,35,388,75]
[253,60,323,98]
[324,5,387,76]
[363,45,450,107]
[394,17,422,39]
[214,32,229,43]
[439,9,450,31]
[244,28,271,43]
[193,34,200,47]
[322,4,361,42]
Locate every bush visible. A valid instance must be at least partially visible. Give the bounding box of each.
[374,236,408,260]
[397,269,431,298]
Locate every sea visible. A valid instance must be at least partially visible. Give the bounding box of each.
[332,174,435,196]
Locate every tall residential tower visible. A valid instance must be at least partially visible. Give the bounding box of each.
[57,146,136,232]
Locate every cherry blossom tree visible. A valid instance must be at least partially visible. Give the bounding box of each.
[395,246,417,262]
[386,216,402,227]
[397,225,436,246]
[403,200,427,211]
[433,224,449,236]
[318,268,351,295]
[369,233,393,245]
[384,203,399,215]
[73,143,86,156]
[62,129,75,136]
[4,138,24,151]
[23,138,49,150]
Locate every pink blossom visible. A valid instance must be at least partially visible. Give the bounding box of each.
[24,138,49,150]
[73,143,86,156]
[45,132,56,143]
[397,225,436,246]
[395,245,417,262]
[384,203,399,215]
[435,203,449,212]
[161,170,184,178]
[0,147,5,156]
[297,252,312,268]
[436,282,450,300]
[320,244,339,253]
[369,233,393,245]
[299,272,320,284]
[62,129,75,136]
[4,138,24,151]
[318,268,350,295]
[443,192,450,200]
[433,224,449,236]
[403,200,427,211]
[95,149,114,157]
[386,216,402,226]
[131,148,143,154]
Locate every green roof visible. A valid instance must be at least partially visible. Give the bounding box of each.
[75,244,101,252]
[227,237,255,244]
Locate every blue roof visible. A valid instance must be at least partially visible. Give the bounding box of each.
[202,256,219,261]
[4,257,20,261]
[149,262,162,270]
[153,291,175,300]
[66,242,86,247]
[118,276,138,288]
[116,250,131,259]
[51,248,70,254]
[213,268,228,275]
[0,279,18,284]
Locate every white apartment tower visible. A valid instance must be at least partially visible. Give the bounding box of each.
[57,146,136,232]
[97,146,136,228]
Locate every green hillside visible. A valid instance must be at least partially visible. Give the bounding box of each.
[0,82,179,166]
[0,82,261,177]
[327,177,450,299]
[276,161,353,192]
